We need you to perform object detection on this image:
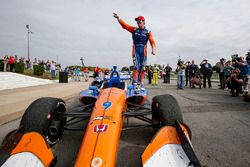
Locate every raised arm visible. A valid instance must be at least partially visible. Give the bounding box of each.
[113,13,134,33]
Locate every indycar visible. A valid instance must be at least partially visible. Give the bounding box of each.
[0,66,201,167]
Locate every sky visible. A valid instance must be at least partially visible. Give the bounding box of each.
[0,0,250,69]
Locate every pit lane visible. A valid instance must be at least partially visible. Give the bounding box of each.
[0,81,249,167]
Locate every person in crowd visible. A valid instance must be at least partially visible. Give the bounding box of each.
[224,60,234,89]
[93,66,99,78]
[113,13,156,84]
[176,60,186,89]
[50,61,56,79]
[185,61,190,86]
[189,60,199,87]
[164,64,172,84]
[8,56,15,72]
[74,67,81,81]
[219,58,226,89]
[25,58,31,69]
[14,55,18,61]
[45,60,51,72]
[152,64,159,86]
[83,67,89,82]
[3,55,9,72]
[33,58,38,65]
[200,58,213,88]
[147,66,152,84]
[235,56,250,96]
[227,68,243,97]
[191,73,202,88]
[102,68,106,79]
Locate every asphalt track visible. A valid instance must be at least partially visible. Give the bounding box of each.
[0,80,250,167]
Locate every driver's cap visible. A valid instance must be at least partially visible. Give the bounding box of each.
[135,16,145,21]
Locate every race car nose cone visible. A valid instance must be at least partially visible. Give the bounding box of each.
[91,157,103,167]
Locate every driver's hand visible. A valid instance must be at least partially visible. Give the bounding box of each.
[113,13,119,20]
[152,48,156,55]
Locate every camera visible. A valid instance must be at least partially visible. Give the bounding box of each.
[246,50,250,63]
[231,54,240,62]
[177,58,183,66]
[220,58,225,65]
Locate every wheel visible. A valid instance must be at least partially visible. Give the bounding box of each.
[151,94,183,127]
[20,97,66,145]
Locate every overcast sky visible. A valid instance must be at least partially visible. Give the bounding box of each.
[0,0,250,69]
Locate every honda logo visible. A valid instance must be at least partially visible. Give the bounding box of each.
[93,124,108,133]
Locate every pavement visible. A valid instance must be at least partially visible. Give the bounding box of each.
[0,72,90,125]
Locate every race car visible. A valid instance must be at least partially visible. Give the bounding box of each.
[0,66,201,167]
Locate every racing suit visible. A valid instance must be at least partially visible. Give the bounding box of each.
[118,19,156,83]
[152,66,159,85]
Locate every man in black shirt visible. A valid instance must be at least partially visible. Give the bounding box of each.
[189,60,198,87]
[200,58,213,88]
[185,61,190,86]
[164,64,172,84]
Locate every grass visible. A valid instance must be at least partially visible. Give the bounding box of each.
[23,69,59,80]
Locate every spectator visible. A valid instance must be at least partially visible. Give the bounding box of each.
[227,68,243,97]
[185,61,190,86]
[189,60,199,87]
[224,60,234,89]
[236,56,250,96]
[200,58,213,88]
[147,66,152,84]
[8,56,15,72]
[83,67,89,82]
[164,64,172,84]
[176,61,186,89]
[191,73,202,88]
[45,60,51,72]
[93,66,99,78]
[50,61,56,79]
[102,68,106,79]
[74,67,81,81]
[33,58,38,65]
[3,55,9,72]
[219,58,226,89]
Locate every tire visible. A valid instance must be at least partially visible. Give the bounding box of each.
[20,97,66,145]
[152,94,183,127]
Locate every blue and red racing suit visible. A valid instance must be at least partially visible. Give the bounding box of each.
[118,19,156,82]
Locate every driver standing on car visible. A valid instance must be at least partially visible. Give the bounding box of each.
[113,13,156,84]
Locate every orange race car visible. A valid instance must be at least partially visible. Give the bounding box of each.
[0,66,201,167]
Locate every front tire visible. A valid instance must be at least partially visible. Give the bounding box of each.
[151,94,183,127]
[20,97,66,145]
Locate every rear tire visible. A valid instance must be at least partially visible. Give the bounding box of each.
[151,94,183,127]
[20,97,66,145]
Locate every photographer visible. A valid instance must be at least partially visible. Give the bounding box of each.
[227,68,243,97]
[235,55,250,96]
[224,60,234,89]
[200,58,213,88]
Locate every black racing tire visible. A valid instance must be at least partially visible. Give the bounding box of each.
[243,93,250,102]
[20,97,66,145]
[152,94,183,127]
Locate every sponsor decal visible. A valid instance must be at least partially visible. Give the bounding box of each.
[93,116,112,121]
[91,157,103,167]
[93,124,108,133]
[102,101,112,110]
[93,116,103,120]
